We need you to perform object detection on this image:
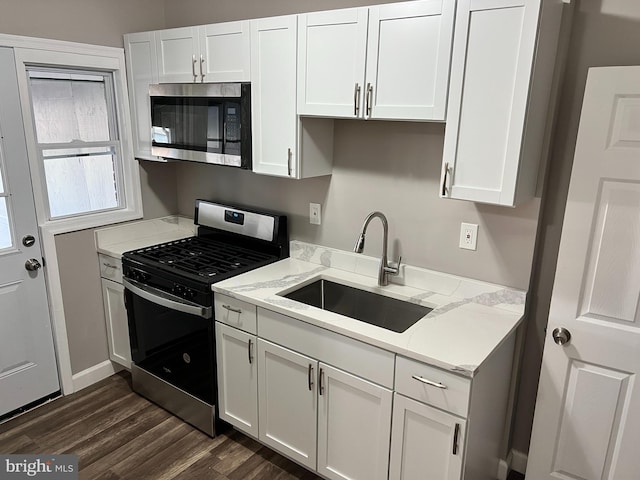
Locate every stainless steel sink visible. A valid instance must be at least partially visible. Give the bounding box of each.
[281,279,432,333]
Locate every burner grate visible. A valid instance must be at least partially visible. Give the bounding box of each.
[131,237,276,279]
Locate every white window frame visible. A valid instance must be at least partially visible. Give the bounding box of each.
[13,45,143,232]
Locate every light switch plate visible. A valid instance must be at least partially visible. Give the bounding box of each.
[459,223,478,250]
[310,203,321,225]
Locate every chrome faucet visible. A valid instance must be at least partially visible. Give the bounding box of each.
[353,211,402,286]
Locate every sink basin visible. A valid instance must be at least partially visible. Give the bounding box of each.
[281,279,432,333]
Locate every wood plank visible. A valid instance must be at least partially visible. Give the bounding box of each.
[0,372,322,480]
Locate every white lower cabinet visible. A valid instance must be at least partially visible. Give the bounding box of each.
[215,322,258,437]
[214,298,516,480]
[317,363,392,480]
[101,279,131,369]
[257,339,318,469]
[99,254,131,369]
[390,393,465,480]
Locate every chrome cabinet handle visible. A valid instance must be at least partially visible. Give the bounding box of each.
[248,338,253,364]
[287,148,292,176]
[441,162,450,196]
[308,364,314,391]
[453,423,460,455]
[365,83,373,117]
[222,304,242,314]
[199,54,205,82]
[354,83,361,116]
[102,262,118,269]
[319,368,325,395]
[412,375,448,389]
[191,54,197,82]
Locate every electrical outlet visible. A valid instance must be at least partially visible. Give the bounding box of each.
[310,203,322,225]
[459,223,478,251]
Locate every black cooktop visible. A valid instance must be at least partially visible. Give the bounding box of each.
[124,236,279,285]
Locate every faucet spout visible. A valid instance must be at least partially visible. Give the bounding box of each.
[353,211,401,286]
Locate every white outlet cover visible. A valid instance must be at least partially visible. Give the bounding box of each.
[310,203,321,225]
[459,223,478,251]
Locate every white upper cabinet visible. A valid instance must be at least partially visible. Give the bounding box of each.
[155,22,250,83]
[155,26,199,83]
[297,0,455,121]
[124,31,161,161]
[366,0,455,121]
[251,15,334,179]
[198,21,251,82]
[297,8,368,118]
[441,0,565,206]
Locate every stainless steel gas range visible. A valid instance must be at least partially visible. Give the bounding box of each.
[122,200,288,436]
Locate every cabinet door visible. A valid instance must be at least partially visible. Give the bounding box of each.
[441,0,541,206]
[198,21,250,83]
[366,0,455,121]
[258,339,317,469]
[250,15,298,177]
[215,322,258,437]
[317,363,392,480]
[155,26,199,83]
[389,394,465,480]
[101,278,131,369]
[124,32,160,161]
[297,8,368,118]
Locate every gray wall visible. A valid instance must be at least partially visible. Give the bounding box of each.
[176,121,540,290]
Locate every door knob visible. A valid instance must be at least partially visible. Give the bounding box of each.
[552,327,571,346]
[25,258,42,271]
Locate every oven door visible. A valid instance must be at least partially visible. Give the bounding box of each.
[123,278,215,405]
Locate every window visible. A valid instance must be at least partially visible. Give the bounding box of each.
[28,69,124,220]
[12,46,142,232]
[0,159,11,249]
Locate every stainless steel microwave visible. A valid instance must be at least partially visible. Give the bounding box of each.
[149,83,251,168]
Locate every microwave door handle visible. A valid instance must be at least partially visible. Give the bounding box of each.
[123,278,212,319]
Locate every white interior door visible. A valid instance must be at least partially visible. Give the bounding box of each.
[0,47,59,418]
[527,66,640,479]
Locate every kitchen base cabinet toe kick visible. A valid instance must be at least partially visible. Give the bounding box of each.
[214,294,516,480]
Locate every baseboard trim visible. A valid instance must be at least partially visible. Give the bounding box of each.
[498,449,528,479]
[511,449,528,474]
[71,360,123,392]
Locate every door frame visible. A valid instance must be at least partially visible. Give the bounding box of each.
[0,33,142,395]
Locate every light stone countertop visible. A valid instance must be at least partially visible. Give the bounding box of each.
[213,241,526,377]
[95,216,196,259]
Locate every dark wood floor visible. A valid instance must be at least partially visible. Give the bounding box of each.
[0,372,525,479]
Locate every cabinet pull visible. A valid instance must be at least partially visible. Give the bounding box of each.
[411,375,447,389]
[287,148,292,176]
[248,338,253,365]
[199,54,205,82]
[222,304,242,314]
[365,83,373,117]
[453,423,460,455]
[319,368,325,395]
[102,262,118,269]
[308,364,314,391]
[441,162,450,196]
[191,54,197,82]
[354,83,361,116]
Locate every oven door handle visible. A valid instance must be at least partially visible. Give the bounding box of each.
[123,278,212,319]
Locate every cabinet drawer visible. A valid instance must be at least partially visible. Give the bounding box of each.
[395,356,470,418]
[99,254,122,283]
[215,294,257,334]
[258,307,395,388]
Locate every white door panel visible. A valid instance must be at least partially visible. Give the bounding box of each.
[0,46,59,418]
[527,66,640,479]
